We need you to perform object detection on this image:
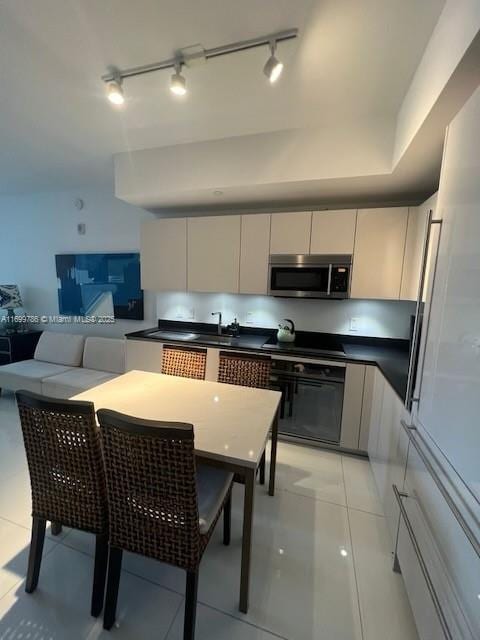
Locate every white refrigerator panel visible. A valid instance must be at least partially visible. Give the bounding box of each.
[417,86,480,503]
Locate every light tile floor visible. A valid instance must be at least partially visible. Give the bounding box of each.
[0,390,419,640]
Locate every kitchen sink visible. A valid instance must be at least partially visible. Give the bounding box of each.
[148,330,235,346]
[149,331,201,341]
[195,333,235,345]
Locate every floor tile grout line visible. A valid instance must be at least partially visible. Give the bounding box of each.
[192,600,291,639]
[281,487,348,510]
[0,537,58,604]
[341,455,366,640]
[0,513,31,531]
[57,536,290,639]
[163,596,185,639]
[347,505,385,518]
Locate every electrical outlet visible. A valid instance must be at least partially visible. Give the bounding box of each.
[245,311,255,325]
[350,317,361,332]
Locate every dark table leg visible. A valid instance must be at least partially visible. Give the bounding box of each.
[269,409,279,497]
[239,466,256,614]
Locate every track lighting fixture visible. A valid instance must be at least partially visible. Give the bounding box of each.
[106,73,125,105]
[102,28,297,106]
[263,40,284,83]
[170,63,187,96]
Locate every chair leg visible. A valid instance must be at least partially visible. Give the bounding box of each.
[25,516,46,593]
[184,569,199,640]
[103,546,123,630]
[259,451,266,485]
[51,522,62,536]
[223,494,232,546]
[91,534,109,617]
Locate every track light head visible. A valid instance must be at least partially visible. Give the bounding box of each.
[106,78,125,105]
[263,40,284,83]
[170,63,187,96]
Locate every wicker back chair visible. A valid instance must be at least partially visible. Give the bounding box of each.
[97,409,233,639]
[218,351,272,388]
[162,345,207,380]
[16,390,108,617]
[218,351,272,485]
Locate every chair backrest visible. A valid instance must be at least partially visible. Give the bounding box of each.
[83,337,126,374]
[161,345,206,380]
[16,390,107,534]
[97,409,202,571]
[34,331,85,367]
[218,351,271,388]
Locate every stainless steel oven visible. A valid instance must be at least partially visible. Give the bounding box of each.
[268,254,352,299]
[271,360,345,445]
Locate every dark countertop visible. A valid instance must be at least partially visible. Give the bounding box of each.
[126,321,411,401]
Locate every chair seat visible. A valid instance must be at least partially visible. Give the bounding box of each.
[196,465,233,535]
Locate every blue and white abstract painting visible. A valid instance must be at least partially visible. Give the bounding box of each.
[55,253,144,320]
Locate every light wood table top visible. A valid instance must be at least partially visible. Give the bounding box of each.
[73,370,281,469]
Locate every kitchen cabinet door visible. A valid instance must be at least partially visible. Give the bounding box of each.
[126,339,163,373]
[358,365,376,451]
[369,373,409,548]
[400,207,428,301]
[340,363,366,449]
[270,211,312,254]
[239,214,271,294]
[187,216,241,293]
[310,210,357,255]
[351,208,408,299]
[367,367,386,468]
[140,218,187,291]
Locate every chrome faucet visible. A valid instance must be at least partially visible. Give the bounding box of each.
[211,311,222,335]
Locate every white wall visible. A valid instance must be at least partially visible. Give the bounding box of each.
[156,291,415,339]
[0,188,156,337]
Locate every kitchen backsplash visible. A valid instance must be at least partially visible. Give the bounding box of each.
[155,292,416,339]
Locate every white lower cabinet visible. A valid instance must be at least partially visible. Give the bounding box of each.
[396,512,447,640]
[368,370,409,548]
[126,339,163,373]
[396,431,480,640]
[340,363,366,449]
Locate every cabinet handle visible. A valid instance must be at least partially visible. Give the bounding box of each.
[405,212,443,410]
[401,420,480,560]
[393,484,453,640]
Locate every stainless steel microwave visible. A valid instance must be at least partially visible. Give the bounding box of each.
[268,254,352,299]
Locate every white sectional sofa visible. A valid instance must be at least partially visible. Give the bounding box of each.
[0,332,125,399]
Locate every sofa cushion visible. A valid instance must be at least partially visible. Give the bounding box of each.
[0,360,74,394]
[83,337,125,374]
[42,368,118,399]
[34,331,85,367]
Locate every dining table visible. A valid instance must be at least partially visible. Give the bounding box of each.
[73,369,281,614]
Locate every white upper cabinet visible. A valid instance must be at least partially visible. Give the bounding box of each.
[140,217,187,291]
[187,215,241,293]
[239,214,271,295]
[310,210,357,255]
[351,207,409,300]
[400,207,428,301]
[269,211,312,254]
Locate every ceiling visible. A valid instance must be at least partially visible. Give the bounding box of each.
[0,0,445,200]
